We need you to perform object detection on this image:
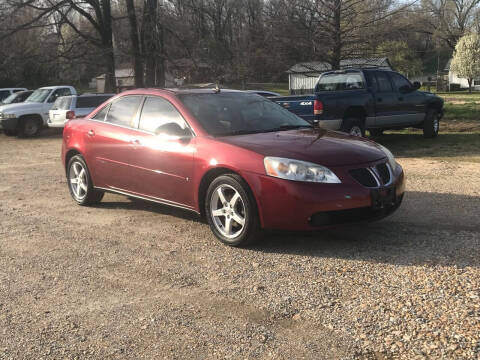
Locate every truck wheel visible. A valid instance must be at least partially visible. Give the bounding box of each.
[423,109,439,138]
[341,118,365,137]
[369,129,383,137]
[18,117,42,138]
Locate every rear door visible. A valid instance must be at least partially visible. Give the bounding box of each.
[84,95,144,191]
[372,71,398,127]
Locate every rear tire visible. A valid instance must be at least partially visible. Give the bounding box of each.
[205,174,261,247]
[18,117,42,137]
[423,109,439,138]
[341,118,365,137]
[67,155,104,206]
[369,128,384,137]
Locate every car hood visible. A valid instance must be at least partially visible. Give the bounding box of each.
[218,128,387,167]
[0,102,42,114]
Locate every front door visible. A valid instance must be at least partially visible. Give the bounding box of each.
[126,96,196,208]
[389,72,425,126]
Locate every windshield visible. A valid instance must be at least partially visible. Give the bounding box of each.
[178,92,311,136]
[2,93,18,104]
[316,72,365,91]
[26,89,52,103]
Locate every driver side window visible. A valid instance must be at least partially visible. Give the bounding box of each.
[138,96,189,135]
[391,73,412,93]
[48,88,72,103]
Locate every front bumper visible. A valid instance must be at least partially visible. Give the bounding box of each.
[242,161,405,231]
[0,118,19,131]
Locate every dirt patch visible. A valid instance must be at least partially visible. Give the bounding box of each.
[0,132,479,359]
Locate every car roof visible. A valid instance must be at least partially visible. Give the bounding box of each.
[118,88,244,97]
[0,87,27,90]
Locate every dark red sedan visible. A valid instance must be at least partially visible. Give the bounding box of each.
[62,89,405,246]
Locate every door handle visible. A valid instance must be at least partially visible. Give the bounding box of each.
[130,139,141,145]
[377,98,383,102]
[87,129,95,137]
[398,97,404,101]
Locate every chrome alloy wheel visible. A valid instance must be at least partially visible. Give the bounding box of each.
[210,184,246,239]
[349,125,363,137]
[433,116,439,133]
[69,161,88,201]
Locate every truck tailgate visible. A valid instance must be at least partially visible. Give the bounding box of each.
[272,95,317,123]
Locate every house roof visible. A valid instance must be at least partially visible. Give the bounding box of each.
[287,57,392,74]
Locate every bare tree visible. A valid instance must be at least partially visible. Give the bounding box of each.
[125,0,144,87]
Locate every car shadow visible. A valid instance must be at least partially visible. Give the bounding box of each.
[94,197,204,223]
[250,191,480,268]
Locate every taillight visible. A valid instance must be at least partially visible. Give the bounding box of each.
[314,100,323,115]
[66,111,76,120]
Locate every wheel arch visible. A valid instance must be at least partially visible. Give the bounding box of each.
[197,167,262,223]
[18,113,43,124]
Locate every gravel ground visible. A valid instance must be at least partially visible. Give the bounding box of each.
[0,130,479,360]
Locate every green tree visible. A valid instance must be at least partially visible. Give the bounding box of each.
[450,33,480,92]
[377,40,422,77]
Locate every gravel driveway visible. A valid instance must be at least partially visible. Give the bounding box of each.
[1,130,479,359]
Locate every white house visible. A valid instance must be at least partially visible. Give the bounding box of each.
[286,57,393,94]
[445,58,480,90]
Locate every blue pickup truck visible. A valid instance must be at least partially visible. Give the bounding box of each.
[273,69,444,138]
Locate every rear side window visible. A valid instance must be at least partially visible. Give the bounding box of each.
[316,73,364,91]
[53,97,72,110]
[106,96,142,127]
[138,96,187,133]
[76,96,112,108]
[375,72,393,92]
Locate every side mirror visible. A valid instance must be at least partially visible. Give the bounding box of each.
[155,122,192,140]
[412,81,421,90]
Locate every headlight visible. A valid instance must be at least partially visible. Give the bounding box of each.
[0,113,16,119]
[264,157,341,183]
[379,145,398,170]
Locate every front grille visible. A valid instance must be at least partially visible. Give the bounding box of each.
[349,168,377,187]
[376,163,391,184]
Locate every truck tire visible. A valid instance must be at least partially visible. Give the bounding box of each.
[369,129,383,137]
[18,116,42,138]
[423,109,439,138]
[341,118,365,137]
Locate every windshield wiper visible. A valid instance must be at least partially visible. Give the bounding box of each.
[268,124,313,132]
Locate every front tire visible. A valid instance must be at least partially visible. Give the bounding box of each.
[18,117,42,137]
[423,109,439,138]
[67,155,104,206]
[205,174,261,247]
[341,117,365,137]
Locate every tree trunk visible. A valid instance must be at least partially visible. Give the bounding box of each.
[126,0,144,88]
[331,0,342,70]
[142,0,158,87]
[100,0,116,93]
[468,78,473,93]
[155,23,166,87]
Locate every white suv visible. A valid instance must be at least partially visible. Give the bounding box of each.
[48,94,113,128]
[0,86,76,137]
